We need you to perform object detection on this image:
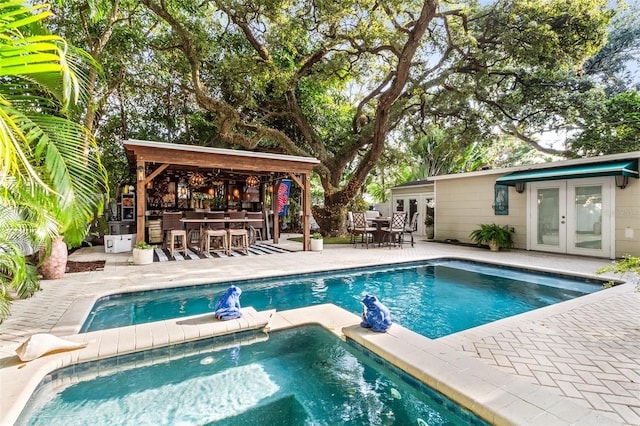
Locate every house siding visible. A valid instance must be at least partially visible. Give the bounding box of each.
[614,178,640,257]
[434,175,527,248]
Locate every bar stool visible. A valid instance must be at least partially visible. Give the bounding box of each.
[246,212,264,242]
[227,211,248,254]
[202,229,229,255]
[201,211,228,255]
[162,212,187,257]
[228,229,249,254]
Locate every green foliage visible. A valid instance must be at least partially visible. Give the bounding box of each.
[289,235,351,244]
[134,241,152,249]
[95,215,109,236]
[469,224,514,249]
[312,232,323,240]
[583,8,640,95]
[568,90,640,155]
[408,0,613,157]
[597,255,640,290]
[0,1,107,321]
[347,193,368,213]
[50,0,616,236]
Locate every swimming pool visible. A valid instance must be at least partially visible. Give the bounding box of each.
[16,325,488,425]
[81,259,604,338]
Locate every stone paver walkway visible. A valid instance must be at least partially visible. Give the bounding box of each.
[0,236,638,425]
[440,287,640,425]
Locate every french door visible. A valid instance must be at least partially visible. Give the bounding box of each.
[528,178,613,257]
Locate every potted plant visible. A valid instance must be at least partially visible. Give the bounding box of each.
[424,216,435,239]
[310,232,324,251]
[38,236,68,280]
[92,215,109,245]
[132,241,154,265]
[469,224,514,252]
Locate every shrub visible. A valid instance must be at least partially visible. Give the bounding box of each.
[469,224,513,249]
[134,241,152,250]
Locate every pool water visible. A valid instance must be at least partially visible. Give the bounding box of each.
[17,326,488,425]
[81,259,604,338]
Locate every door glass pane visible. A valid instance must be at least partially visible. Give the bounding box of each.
[409,199,418,220]
[396,199,404,212]
[537,188,560,246]
[574,185,602,250]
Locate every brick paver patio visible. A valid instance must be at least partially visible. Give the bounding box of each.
[0,237,638,425]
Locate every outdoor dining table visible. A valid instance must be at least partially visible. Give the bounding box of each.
[180,217,258,245]
[370,216,390,245]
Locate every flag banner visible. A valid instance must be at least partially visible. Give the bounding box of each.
[277,180,292,216]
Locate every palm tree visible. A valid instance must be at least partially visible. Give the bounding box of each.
[0,2,108,320]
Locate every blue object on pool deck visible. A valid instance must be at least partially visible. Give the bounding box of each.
[360,295,392,332]
[214,285,242,320]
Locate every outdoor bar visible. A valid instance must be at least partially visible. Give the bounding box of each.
[120,139,320,252]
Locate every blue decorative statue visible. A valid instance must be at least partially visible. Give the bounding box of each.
[214,285,242,320]
[360,295,392,332]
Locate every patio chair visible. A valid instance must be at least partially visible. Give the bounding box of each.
[381,211,407,249]
[162,211,187,257]
[365,210,381,226]
[347,211,356,245]
[404,212,419,247]
[352,211,377,249]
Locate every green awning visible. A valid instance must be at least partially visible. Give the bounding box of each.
[496,160,639,186]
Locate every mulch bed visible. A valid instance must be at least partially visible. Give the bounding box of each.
[66,260,106,273]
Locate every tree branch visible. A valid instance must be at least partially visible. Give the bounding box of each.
[500,124,571,157]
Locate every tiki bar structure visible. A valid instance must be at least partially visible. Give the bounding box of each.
[123,139,320,251]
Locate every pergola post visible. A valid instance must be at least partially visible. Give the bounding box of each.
[272,178,281,244]
[303,172,311,250]
[136,160,146,242]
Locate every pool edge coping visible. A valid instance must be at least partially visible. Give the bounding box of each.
[2,302,624,426]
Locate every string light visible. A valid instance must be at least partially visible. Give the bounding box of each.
[189,172,205,187]
[246,175,260,187]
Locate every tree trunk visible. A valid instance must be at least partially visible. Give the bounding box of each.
[39,236,68,280]
[312,204,348,237]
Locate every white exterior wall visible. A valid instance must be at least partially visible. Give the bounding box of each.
[434,175,527,248]
[614,177,640,257]
[389,185,434,236]
[434,172,639,258]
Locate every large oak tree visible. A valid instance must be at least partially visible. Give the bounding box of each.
[56,0,613,233]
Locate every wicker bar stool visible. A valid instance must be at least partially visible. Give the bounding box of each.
[162,212,187,257]
[201,211,228,255]
[227,211,249,254]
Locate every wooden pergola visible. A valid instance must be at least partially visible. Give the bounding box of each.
[123,139,320,251]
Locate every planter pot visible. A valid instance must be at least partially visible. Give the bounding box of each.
[132,248,154,265]
[39,236,68,280]
[310,239,323,251]
[488,240,500,252]
[425,226,434,239]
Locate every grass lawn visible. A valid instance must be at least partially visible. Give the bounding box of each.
[288,236,352,244]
